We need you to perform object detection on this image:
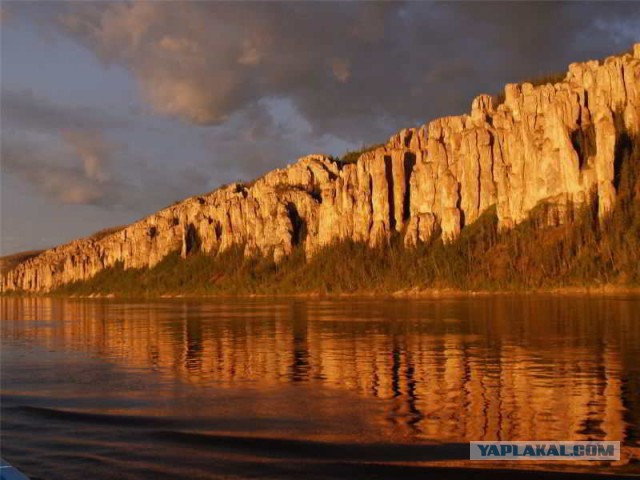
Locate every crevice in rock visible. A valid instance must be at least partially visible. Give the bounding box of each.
[367,174,374,235]
[614,130,633,192]
[184,223,201,256]
[403,152,416,221]
[384,155,396,230]
[404,130,413,148]
[309,185,322,203]
[571,123,596,170]
[214,221,223,241]
[234,184,248,199]
[457,183,466,229]
[286,202,307,247]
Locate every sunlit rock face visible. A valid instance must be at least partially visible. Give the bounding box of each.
[3,45,640,292]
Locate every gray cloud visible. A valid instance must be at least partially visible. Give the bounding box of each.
[1,88,128,206]
[1,128,203,211]
[61,130,113,184]
[2,131,115,205]
[2,89,128,133]
[0,89,216,219]
[4,2,640,209]
[197,98,354,187]
[0,86,213,212]
[53,1,639,145]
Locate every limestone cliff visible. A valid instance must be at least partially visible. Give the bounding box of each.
[3,45,640,292]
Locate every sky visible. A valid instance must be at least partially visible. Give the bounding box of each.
[1,1,638,255]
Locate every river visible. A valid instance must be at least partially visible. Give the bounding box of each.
[1,296,639,479]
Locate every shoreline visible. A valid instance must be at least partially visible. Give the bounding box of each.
[2,284,640,300]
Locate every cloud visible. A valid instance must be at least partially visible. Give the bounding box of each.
[62,130,113,183]
[5,2,640,208]
[1,125,209,211]
[1,132,114,205]
[237,39,261,66]
[198,98,353,186]
[2,88,128,133]
[50,1,639,146]
[1,89,129,206]
[329,58,351,83]
[0,87,215,213]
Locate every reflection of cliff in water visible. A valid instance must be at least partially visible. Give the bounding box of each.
[2,296,639,444]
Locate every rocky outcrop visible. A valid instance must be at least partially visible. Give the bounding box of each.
[3,45,640,292]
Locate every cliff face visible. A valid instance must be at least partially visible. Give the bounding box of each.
[3,45,640,292]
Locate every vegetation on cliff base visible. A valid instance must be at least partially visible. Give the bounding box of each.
[53,133,640,296]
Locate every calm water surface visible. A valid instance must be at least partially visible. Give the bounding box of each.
[1,296,639,479]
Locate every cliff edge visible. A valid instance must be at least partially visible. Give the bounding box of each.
[3,44,640,292]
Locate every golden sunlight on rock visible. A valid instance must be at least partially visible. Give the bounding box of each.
[3,45,639,293]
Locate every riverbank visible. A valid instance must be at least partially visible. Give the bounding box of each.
[4,283,640,300]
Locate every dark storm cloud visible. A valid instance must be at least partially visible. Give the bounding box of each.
[52,1,638,144]
[5,1,639,200]
[199,98,352,185]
